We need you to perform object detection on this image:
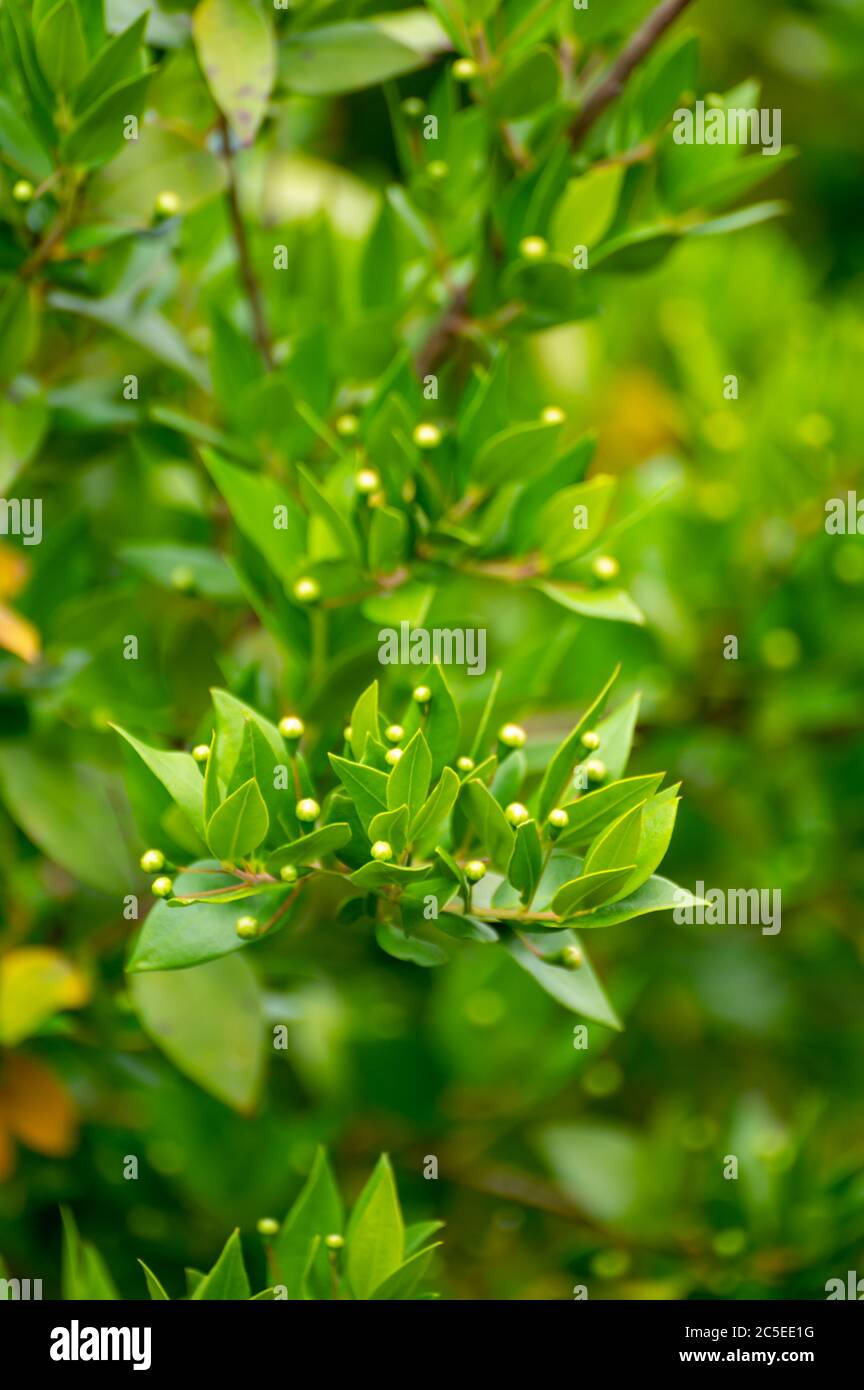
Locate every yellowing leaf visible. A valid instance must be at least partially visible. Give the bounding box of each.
[193,0,276,145]
[0,1053,78,1156]
[0,948,90,1045]
[0,602,40,663]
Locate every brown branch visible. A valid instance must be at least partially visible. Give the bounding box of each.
[570,0,696,148]
[218,114,274,370]
[414,278,473,379]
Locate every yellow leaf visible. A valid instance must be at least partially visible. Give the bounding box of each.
[0,948,90,1045]
[0,542,28,600]
[0,1052,78,1156]
[0,603,40,663]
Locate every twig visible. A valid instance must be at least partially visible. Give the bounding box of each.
[570,0,696,148]
[414,278,473,379]
[218,113,274,370]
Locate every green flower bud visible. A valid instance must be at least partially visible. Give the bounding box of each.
[562,944,583,970]
[505,802,530,827]
[279,715,305,741]
[385,724,404,744]
[540,405,566,425]
[456,755,475,772]
[401,97,424,119]
[12,179,34,203]
[498,722,526,749]
[279,864,299,884]
[355,467,380,494]
[256,1217,279,1236]
[580,730,601,751]
[152,876,174,898]
[385,747,403,766]
[324,1233,344,1251]
[192,743,210,763]
[335,412,359,437]
[453,57,478,80]
[293,576,321,603]
[154,189,181,218]
[547,807,569,830]
[296,798,320,823]
[465,860,486,882]
[518,234,548,260]
[343,725,353,742]
[140,848,165,873]
[412,684,432,704]
[413,422,441,449]
[426,160,448,181]
[371,840,393,862]
[585,758,607,783]
[235,915,259,940]
[170,564,195,592]
[591,554,619,582]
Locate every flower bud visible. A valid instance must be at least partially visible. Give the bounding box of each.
[336,412,359,437]
[385,747,403,766]
[371,840,393,862]
[412,684,432,704]
[235,915,259,940]
[413,422,442,449]
[580,730,601,751]
[12,179,34,203]
[192,744,210,763]
[585,758,607,783]
[293,576,320,603]
[453,58,478,80]
[456,755,475,772]
[325,1233,344,1251]
[562,944,583,970]
[540,405,566,425]
[296,798,320,823]
[154,189,181,217]
[505,802,529,827]
[385,724,404,744]
[355,467,380,494]
[279,864,299,884]
[152,876,174,898]
[140,848,165,873]
[256,1217,279,1236]
[519,235,548,260]
[279,715,305,741]
[592,554,619,582]
[547,807,569,830]
[465,860,486,882]
[498,722,526,749]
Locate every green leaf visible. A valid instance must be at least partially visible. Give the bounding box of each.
[536,667,619,821]
[193,0,276,145]
[227,719,282,825]
[507,931,621,1029]
[65,71,154,167]
[370,1242,441,1299]
[129,953,265,1111]
[472,419,562,487]
[280,13,448,97]
[74,13,147,115]
[566,874,705,930]
[191,1229,251,1300]
[583,800,645,876]
[127,863,290,972]
[369,805,410,856]
[346,1154,405,1299]
[387,729,432,821]
[403,665,460,778]
[112,724,205,840]
[211,688,285,785]
[488,45,560,120]
[535,476,617,566]
[138,1261,170,1300]
[469,669,502,760]
[551,866,637,915]
[0,281,37,384]
[60,1209,118,1300]
[551,164,624,253]
[201,451,305,586]
[593,692,641,781]
[410,766,460,841]
[0,93,53,178]
[369,506,408,574]
[557,774,664,845]
[537,582,645,625]
[508,819,542,904]
[204,734,221,825]
[206,778,269,862]
[119,542,243,601]
[297,464,362,564]
[267,824,351,871]
[349,680,379,762]
[463,778,515,872]
[0,393,48,493]
[35,0,88,93]
[376,918,447,967]
[617,794,679,896]
[329,754,389,829]
[352,860,432,890]
[274,1147,343,1299]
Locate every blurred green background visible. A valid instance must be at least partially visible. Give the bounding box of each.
[1,0,863,1300]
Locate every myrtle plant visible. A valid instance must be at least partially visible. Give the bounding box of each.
[7,1150,438,1300]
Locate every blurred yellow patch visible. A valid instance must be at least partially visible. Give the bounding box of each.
[0,1053,78,1178]
[0,948,90,1046]
[0,602,40,663]
[0,542,28,600]
[595,370,684,470]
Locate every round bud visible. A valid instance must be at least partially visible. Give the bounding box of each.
[592,554,620,582]
[342,725,353,742]
[170,564,195,592]
[279,864,299,884]
[518,234,548,260]
[12,179,34,203]
[401,97,424,118]
[335,412,359,437]
[279,715,305,741]
[585,758,607,783]
[367,490,386,509]
[192,744,210,763]
[385,724,404,744]
[456,755,475,772]
[235,915,259,940]
[541,405,566,425]
[256,1217,279,1236]
[293,576,320,603]
[140,849,165,873]
[371,840,393,862]
[562,944,583,970]
[155,189,181,217]
[580,730,601,751]
[498,722,526,750]
[355,467,380,495]
[385,747,403,766]
[505,802,530,827]
[453,57,478,80]
[426,160,449,181]
[152,876,174,898]
[324,1233,344,1251]
[547,808,569,830]
[465,860,487,883]
[413,422,442,449]
[412,684,432,704]
[296,798,320,823]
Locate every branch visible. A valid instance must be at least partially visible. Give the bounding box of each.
[218,114,274,371]
[570,0,696,148]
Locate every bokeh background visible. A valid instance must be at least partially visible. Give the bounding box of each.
[1,0,863,1299]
